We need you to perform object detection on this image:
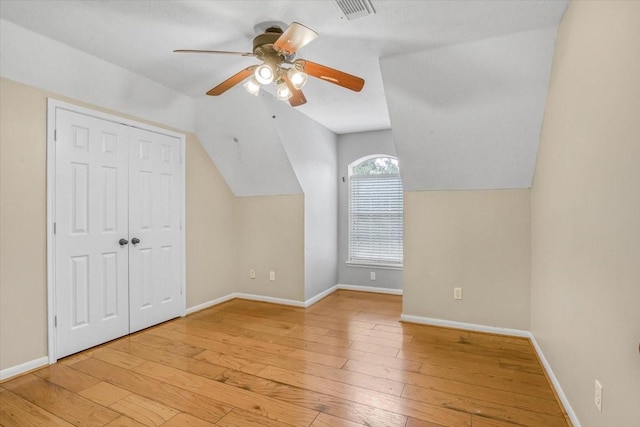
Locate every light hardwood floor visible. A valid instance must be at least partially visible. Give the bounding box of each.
[0,290,571,427]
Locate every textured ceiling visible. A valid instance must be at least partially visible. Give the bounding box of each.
[0,0,567,134]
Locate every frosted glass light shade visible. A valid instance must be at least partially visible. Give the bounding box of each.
[287,68,307,89]
[276,81,292,101]
[243,78,261,96]
[254,64,274,84]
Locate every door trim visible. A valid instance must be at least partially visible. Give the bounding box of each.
[46,98,186,364]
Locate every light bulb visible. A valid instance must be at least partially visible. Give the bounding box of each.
[287,68,308,90]
[254,64,274,85]
[276,81,292,101]
[243,78,261,96]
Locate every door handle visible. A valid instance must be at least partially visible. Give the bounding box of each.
[131,237,140,245]
[119,238,129,246]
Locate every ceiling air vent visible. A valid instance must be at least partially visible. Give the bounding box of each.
[334,0,376,20]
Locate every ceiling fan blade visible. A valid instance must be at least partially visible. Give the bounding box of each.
[289,89,307,107]
[281,73,307,107]
[273,22,318,56]
[206,66,256,96]
[296,59,365,92]
[174,49,254,57]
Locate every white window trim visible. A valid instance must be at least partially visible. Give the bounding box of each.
[346,260,404,270]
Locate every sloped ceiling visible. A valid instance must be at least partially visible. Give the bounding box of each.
[195,89,303,197]
[382,27,559,190]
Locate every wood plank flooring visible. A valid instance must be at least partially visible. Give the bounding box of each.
[0,290,571,426]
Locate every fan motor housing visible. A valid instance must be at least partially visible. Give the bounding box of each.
[253,26,285,60]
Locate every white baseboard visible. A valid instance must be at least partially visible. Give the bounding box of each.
[530,335,582,427]
[185,293,237,315]
[336,284,403,295]
[186,284,403,315]
[400,312,580,427]
[0,356,49,381]
[233,293,306,307]
[400,314,530,337]
[186,292,306,315]
[305,284,403,307]
[304,285,339,307]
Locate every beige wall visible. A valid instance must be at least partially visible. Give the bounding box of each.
[403,189,531,330]
[0,78,238,371]
[235,194,305,302]
[531,1,640,426]
[185,133,237,307]
[0,78,49,371]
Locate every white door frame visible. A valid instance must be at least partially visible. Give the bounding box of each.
[46,98,186,364]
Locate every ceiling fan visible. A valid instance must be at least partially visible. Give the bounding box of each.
[174,22,365,107]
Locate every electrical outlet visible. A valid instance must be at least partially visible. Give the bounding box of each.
[269,271,276,281]
[454,287,463,300]
[594,380,603,412]
[249,269,256,279]
[370,272,376,281]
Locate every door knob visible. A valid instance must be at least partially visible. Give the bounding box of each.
[131,237,140,245]
[119,238,128,246]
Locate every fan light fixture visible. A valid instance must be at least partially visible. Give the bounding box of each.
[254,64,274,84]
[287,68,308,89]
[243,64,308,102]
[243,77,261,96]
[276,80,293,100]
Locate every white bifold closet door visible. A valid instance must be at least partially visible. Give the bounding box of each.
[128,127,182,333]
[54,108,183,359]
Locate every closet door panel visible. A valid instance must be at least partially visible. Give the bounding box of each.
[128,128,182,333]
[54,109,130,359]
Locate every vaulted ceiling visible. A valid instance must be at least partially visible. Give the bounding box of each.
[0,0,568,193]
[1,0,566,133]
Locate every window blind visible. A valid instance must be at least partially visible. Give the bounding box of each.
[349,173,403,265]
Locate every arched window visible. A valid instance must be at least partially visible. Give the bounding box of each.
[348,155,403,267]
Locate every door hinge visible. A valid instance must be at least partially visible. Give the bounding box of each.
[53,222,56,234]
[54,129,57,141]
[54,315,57,327]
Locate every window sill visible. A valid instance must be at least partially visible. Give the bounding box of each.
[346,261,403,271]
